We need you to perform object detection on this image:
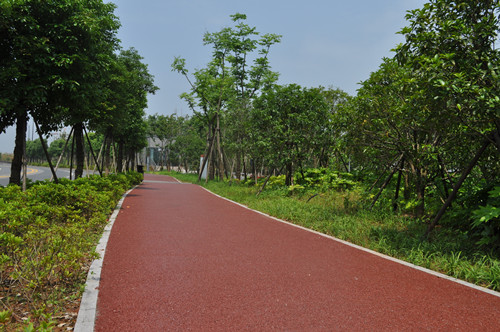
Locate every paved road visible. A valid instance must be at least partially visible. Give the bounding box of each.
[0,162,97,186]
[93,174,500,331]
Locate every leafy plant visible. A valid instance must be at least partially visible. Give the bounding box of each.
[0,172,142,330]
[472,186,500,247]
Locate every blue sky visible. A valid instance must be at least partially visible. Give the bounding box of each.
[0,0,427,153]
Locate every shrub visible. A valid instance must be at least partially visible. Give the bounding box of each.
[294,168,357,191]
[472,186,500,248]
[0,172,140,330]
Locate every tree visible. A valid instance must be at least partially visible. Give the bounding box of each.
[394,0,500,232]
[346,57,445,217]
[171,115,205,172]
[313,87,351,169]
[251,84,330,185]
[172,13,281,181]
[147,114,179,170]
[94,48,157,173]
[0,0,121,184]
[25,139,44,164]
[59,0,121,178]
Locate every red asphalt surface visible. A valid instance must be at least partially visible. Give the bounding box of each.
[94,174,500,331]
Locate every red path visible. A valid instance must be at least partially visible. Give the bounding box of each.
[94,174,500,331]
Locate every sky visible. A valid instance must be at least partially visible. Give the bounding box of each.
[0,0,428,153]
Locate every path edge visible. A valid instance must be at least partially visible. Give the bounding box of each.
[74,186,137,332]
[198,185,500,299]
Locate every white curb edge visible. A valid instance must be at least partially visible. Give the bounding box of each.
[74,186,136,332]
[198,185,500,299]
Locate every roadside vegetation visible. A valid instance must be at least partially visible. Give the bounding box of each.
[0,154,13,163]
[162,170,500,293]
[156,0,499,294]
[0,0,499,329]
[0,172,143,331]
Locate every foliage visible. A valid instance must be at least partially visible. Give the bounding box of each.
[0,0,121,133]
[0,0,155,183]
[170,116,205,172]
[294,168,357,192]
[25,139,45,164]
[472,186,500,247]
[94,48,158,174]
[0,172,142,330]
[165,3,500,260]
[172,13,281,181]
[251,84,332,185]
[147,113,179,170]
[340,0,500,226]
[393,0,500,222]
[395,0,500,139]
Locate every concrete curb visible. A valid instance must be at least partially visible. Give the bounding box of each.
[74,186,136,332]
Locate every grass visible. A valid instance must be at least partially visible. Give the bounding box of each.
[160,171,500,292]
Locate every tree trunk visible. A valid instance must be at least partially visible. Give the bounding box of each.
[74,123,85,178]
[117,140,124,173]
[216,113,224,181]
[129,151,136,172]
[10,110,28,186]
[84,126,102,176]
[285,162,292,186]
[243,157,248,182]
[393,158,404,212]
[414,166,425,218]
[404,171,411,201]
[235,150,242,181]
[54,127,73,176]
[34,119,58,184]
[369,171,387,193]
[208,141,215,181]
[370,154,403,210]
[111,139,117,173]
[425,138,491,237]
[104,131,112,175]
[257,168,275,196]
[335,149,349,172]
[198,133,215,182]
[70,131,75,180]
[493,129,500,152]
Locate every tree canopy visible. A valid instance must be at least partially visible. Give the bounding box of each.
[0,0,156,183]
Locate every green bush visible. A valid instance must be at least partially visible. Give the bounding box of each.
[294,168,357,191]
[472,186,500,247]
[0,172,141,330]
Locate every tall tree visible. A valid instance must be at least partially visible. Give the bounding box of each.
[394,0,500,231]
[251,84,330,185]
[172,13,281,181]
[0,0,121,183]
[347,58,444,217]
[171,115,205,173]
[147,114,179,170]
[95,48,157,173]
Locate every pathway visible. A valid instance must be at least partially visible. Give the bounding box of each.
[84,174,500,331]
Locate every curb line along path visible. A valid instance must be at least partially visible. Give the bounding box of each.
[93,174,500,331]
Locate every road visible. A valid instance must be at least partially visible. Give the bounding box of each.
[0,162,97,186]
[89,174,500,331]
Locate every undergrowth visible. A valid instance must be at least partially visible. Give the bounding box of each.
[161,170,500,293]
[0,172,143,331]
